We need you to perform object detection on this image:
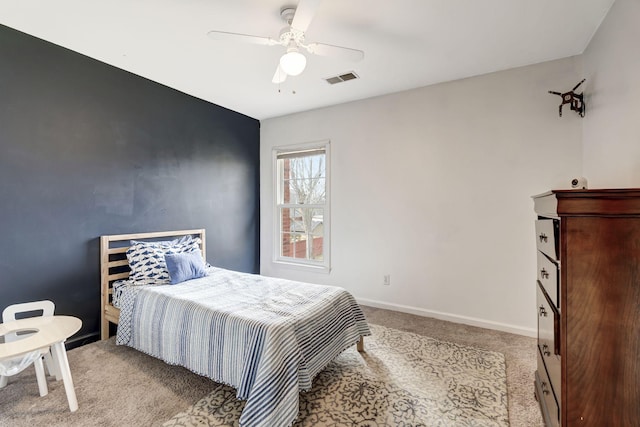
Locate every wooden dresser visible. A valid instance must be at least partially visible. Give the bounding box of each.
[532,189,640,427]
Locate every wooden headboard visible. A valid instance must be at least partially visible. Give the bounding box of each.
[99,229,206,340]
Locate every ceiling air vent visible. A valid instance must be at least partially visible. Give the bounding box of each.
[325,72,359,85]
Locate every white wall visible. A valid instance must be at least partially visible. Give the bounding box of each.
[582,0,640,188]
[260,57,583,336]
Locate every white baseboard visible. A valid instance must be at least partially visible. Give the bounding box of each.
[356,297,537,338]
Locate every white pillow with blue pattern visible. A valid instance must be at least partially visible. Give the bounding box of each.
[126,236,202,285]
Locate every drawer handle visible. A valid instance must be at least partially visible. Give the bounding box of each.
[542,344,551,357]
[539,233,548,243]
[540,268,549,279]
[539,306,547,317]
[541,381,550,395]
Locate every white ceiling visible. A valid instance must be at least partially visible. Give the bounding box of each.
[0,0,614,120]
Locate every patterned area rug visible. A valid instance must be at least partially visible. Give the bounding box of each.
[163,324,509,426]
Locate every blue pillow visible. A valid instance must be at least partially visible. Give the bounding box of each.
[164,251,207,285]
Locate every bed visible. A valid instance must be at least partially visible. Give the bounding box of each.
[100,229,371,427]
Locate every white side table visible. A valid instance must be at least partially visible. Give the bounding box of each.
[0,315,82,412]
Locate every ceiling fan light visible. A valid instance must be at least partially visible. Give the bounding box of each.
[279,49,307,76]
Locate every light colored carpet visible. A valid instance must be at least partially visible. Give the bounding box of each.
[0,306,542,427]
[0,336,214,427]
[164,324,509,427]
[361,306,543,427]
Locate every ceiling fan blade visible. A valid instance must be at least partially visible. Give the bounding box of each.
[291,0,322,32]
[272,64,288,84]
[207,30,280,46]
[306,42,364,62]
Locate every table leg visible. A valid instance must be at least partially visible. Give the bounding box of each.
[44,351,61,381]
[51,342,78,412]
[34,355,48,397]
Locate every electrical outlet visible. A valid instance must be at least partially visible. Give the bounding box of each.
[383,274,390,286]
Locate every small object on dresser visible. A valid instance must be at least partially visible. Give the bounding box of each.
[570,177,588,189]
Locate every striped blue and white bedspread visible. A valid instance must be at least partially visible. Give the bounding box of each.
[116,267,371,427]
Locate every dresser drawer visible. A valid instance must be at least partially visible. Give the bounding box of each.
[535,219,559,260]
[537,281,560,357]
[537,251,559,309]
[537,350,560,427]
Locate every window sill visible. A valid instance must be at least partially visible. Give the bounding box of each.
[272,260,331,274]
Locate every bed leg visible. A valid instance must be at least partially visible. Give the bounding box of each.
[101,318,108,341]
[357,336,364,352]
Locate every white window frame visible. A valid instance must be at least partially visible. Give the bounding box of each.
[272,140,330,272]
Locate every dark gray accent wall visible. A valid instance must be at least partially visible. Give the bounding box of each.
[0,25,260,342]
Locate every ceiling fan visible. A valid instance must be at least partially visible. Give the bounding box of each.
[206,0,364,84]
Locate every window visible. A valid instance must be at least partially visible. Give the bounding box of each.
[274,141,330,270]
